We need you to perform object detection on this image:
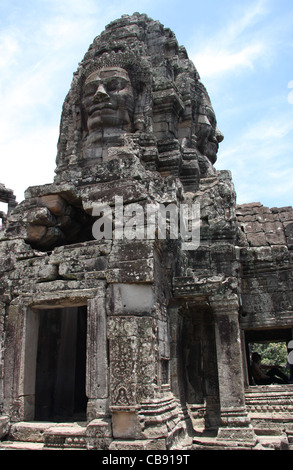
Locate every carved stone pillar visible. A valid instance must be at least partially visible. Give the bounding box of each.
[210,294,256,442]
[107,314,157,439]
[168,306,182,399]
[0,301,5,413]
[86,291,109,420]
[3,301,26,422]
[106,283,157,440]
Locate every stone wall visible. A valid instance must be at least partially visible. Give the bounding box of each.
[237,203,293,328]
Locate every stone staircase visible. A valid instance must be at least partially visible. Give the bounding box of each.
[2,386,293,450]
[190,426,290,450]
[137,385,191,449]
[181,386,293,450]
[0,421,90,450]
[245,384,293,449]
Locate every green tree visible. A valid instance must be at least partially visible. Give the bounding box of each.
[251,342,288,369]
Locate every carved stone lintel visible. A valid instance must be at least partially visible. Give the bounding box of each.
[209,294,239,315]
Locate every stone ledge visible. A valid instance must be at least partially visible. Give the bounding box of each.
[9,421,55,443]
[109,438,166,450]
[0,441,44,450]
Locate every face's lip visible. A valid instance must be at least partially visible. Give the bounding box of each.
[209,138,219,151]
[88,102,116,115]
[207,130,220,147]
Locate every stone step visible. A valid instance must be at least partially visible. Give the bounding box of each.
[43,423,87,449]
[6,421,88,449]
[9,421,56,443]
[256,434,289,450]
[1,419,112,450]
[0,440,86,451]
[0,441,44,450]
[192,436,255,450]
[192,434,291,451]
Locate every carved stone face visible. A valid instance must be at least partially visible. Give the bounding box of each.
[82,67,134,132]
[196,103,224,164]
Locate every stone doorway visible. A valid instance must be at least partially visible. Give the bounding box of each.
[34,306,87,422]
[176,306,221,433]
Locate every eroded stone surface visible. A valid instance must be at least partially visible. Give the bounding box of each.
[0,13,292,450]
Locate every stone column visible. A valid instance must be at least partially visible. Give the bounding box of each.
[106,283,157,440]
[0,301,9,438]
[169,306,183,399]
[86,290,109,420]
[0,302,5,413]
[3,302,25,422]
[108,314,156,440]
[210,294,256,442]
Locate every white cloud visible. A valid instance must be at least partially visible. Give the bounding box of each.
[0,57,61,147]
[1,125,58,203]
[288,81,293,105]
[191,0,269,78]
[216,109,293,206]
[49,0,100,16]
[193,43,264,78]
[0,33,19,70]
[226,0,268,37]
[189,0,293,207]
[243,115,293,141]
[0,2,110,202]
[236,166,293,207]
[42,17,81,50]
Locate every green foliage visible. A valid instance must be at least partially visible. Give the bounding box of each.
[251,342,288,368]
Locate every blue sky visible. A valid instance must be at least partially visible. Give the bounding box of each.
[0,0,292,209]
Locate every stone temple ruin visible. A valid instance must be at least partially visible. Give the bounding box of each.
[0,184,17,231]
[0,13,293,450]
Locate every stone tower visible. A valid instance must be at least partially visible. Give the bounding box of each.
[0,13,293,450]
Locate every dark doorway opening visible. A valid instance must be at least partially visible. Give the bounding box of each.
[180,306,220,432]
[245,328,293,385]
[35,306,87,422]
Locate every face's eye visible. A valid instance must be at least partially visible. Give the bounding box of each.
[83,82,99,98]
[204,106,216,127]
[105,77,128,92]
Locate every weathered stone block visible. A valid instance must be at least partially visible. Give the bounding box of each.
[0,416,9,439]
[40,194,68,216]
[106,259,154,283]
[26,207,56,227]
[265,231,286,245]
[107,283,154,315]
[246,231,267,246]
[87,399,110,420]
[112,411,142,439]
[25,225,47,243]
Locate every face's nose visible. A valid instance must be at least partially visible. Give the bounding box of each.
[93,83,110,102]
[216,127,224,143]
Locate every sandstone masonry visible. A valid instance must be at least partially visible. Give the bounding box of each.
[0,13,292,450]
